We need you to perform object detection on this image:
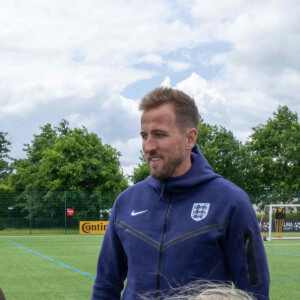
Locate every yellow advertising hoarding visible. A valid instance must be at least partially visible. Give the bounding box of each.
[80,221,108,234]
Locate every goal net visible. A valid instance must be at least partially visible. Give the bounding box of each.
[260,204,300,240]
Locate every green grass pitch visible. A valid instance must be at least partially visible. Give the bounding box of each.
[0,235,299,299]
[0,235,103,300]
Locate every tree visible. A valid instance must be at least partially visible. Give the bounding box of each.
[39,127,128,192]
[246,105,300,192]
[7,120,128,192]
[0,184,17,230]
[196,119,255,191]
[0,132,12,182]
[5,121,129,227]
[131,152,150,184]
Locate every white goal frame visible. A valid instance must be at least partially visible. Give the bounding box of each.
[264,204,300,240]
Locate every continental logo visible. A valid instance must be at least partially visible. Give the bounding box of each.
[80,221,109,234]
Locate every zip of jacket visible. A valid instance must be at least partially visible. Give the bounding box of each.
[156,193,172,299]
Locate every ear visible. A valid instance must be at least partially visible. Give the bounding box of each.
[185,128,197,150]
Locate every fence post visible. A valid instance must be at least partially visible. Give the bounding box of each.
[29,191,32,235]
[265,191,269,205]
[64,191,67,235]
[298,191,300,216]
[99,191,101,221]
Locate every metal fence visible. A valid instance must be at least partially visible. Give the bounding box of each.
[247,190,300,211]
[0,190,299,235]
[0,190,118,235]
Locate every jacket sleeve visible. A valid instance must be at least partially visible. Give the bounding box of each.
[91,201,127,300]
[224,191,270,300]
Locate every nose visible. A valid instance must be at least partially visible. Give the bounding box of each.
[143,135,157,154]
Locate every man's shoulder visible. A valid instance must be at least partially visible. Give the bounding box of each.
[113,179,154,215]
[116,179,150,200]
[125,179,149,192]
[208,177,249,202]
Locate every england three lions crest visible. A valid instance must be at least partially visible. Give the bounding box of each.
[191,203,210,221]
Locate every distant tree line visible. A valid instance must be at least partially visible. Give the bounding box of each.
[0,120,128,229]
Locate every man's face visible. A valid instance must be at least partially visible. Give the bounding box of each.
[140,103,190,179]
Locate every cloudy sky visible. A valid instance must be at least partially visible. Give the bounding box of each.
[1,0,300,177]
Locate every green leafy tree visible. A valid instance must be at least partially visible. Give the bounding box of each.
[6,122,60,191]
[247,105,300,192]
[6,120,129,227]
[0,184,21,231]
[131,152,150,184]
[0,132,12,182]
[38,127,128,192]
[8,120,128,192]
[196,119,256,191]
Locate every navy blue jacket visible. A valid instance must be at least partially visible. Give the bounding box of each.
[92,146,270,300]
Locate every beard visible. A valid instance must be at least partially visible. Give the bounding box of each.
[147,145,185,180]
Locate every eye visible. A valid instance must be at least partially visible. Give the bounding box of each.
[141,133,147,140]
[155,132,165,138]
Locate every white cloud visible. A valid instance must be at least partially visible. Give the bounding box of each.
[121,165,136,182]
[138,54,163,66]
[0,0,202,117]
[1,0,300,178]
[175,0,300,140]
[68,113,98,130]
[160,76,172,87]
[167,60,191,72]
[210,1,300,107]
[173,73,282,142]
[184,0,247,21]
[112,137,142,166]
[175,73,228,118]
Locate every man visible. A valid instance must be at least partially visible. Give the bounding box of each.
[91,87,270,300]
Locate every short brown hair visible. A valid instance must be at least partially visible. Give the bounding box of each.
[139,87,200,131]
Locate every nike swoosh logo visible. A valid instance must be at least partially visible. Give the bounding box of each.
[131,210,148,216]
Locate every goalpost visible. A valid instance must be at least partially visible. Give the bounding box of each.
[261,204,300,240]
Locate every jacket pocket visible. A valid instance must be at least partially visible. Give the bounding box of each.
[244,228,258,285]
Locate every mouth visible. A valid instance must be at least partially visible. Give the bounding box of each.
[148,156,162,164]
[150,157,160,162]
